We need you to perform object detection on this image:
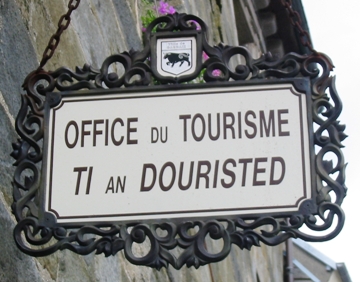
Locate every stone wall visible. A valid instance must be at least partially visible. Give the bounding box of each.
[0,1,283,281]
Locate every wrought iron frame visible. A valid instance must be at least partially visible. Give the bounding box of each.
[12,13,347,269]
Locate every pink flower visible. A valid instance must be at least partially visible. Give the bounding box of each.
[168,6,176,14]
[141,27,147,32]
[202,52,209,60]
[212,69,221,76]
[157,1,176,15]
[189,20,201,30]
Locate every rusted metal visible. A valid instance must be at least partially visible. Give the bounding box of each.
[280,0,317,54]
[36,0,81,72]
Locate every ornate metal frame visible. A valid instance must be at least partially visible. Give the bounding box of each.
[11,13,346,269]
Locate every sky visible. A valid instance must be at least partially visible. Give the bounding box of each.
[302,1,360,280]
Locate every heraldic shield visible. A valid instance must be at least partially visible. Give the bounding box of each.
[159,37,194,75]
[151,30,202,82]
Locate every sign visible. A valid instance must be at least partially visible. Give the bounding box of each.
[13,12,346,265]
[44,82,312,224]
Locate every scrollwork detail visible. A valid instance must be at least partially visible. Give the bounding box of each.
[11,12,347,269]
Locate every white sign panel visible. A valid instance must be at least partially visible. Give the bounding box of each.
[44,83,312,223]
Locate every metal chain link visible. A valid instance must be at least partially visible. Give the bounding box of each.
[280,0,317,54]
[37,0,81,72]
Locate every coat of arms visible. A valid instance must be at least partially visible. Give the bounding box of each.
[156,37,197,77]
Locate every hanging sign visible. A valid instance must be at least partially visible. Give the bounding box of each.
[44,82,311,224]
[12,12,346,268]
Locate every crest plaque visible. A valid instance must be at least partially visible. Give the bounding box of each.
[158,37,195,76]
[151,30,202,82]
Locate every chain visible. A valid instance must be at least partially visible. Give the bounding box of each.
[36,0,81,72]
[280,0,317,54]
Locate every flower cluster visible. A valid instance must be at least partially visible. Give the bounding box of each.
[212,69,221,76]
[158,1,176,15]
[141,0,176,32]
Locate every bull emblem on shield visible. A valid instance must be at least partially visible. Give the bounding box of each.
[163,52,191,67]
